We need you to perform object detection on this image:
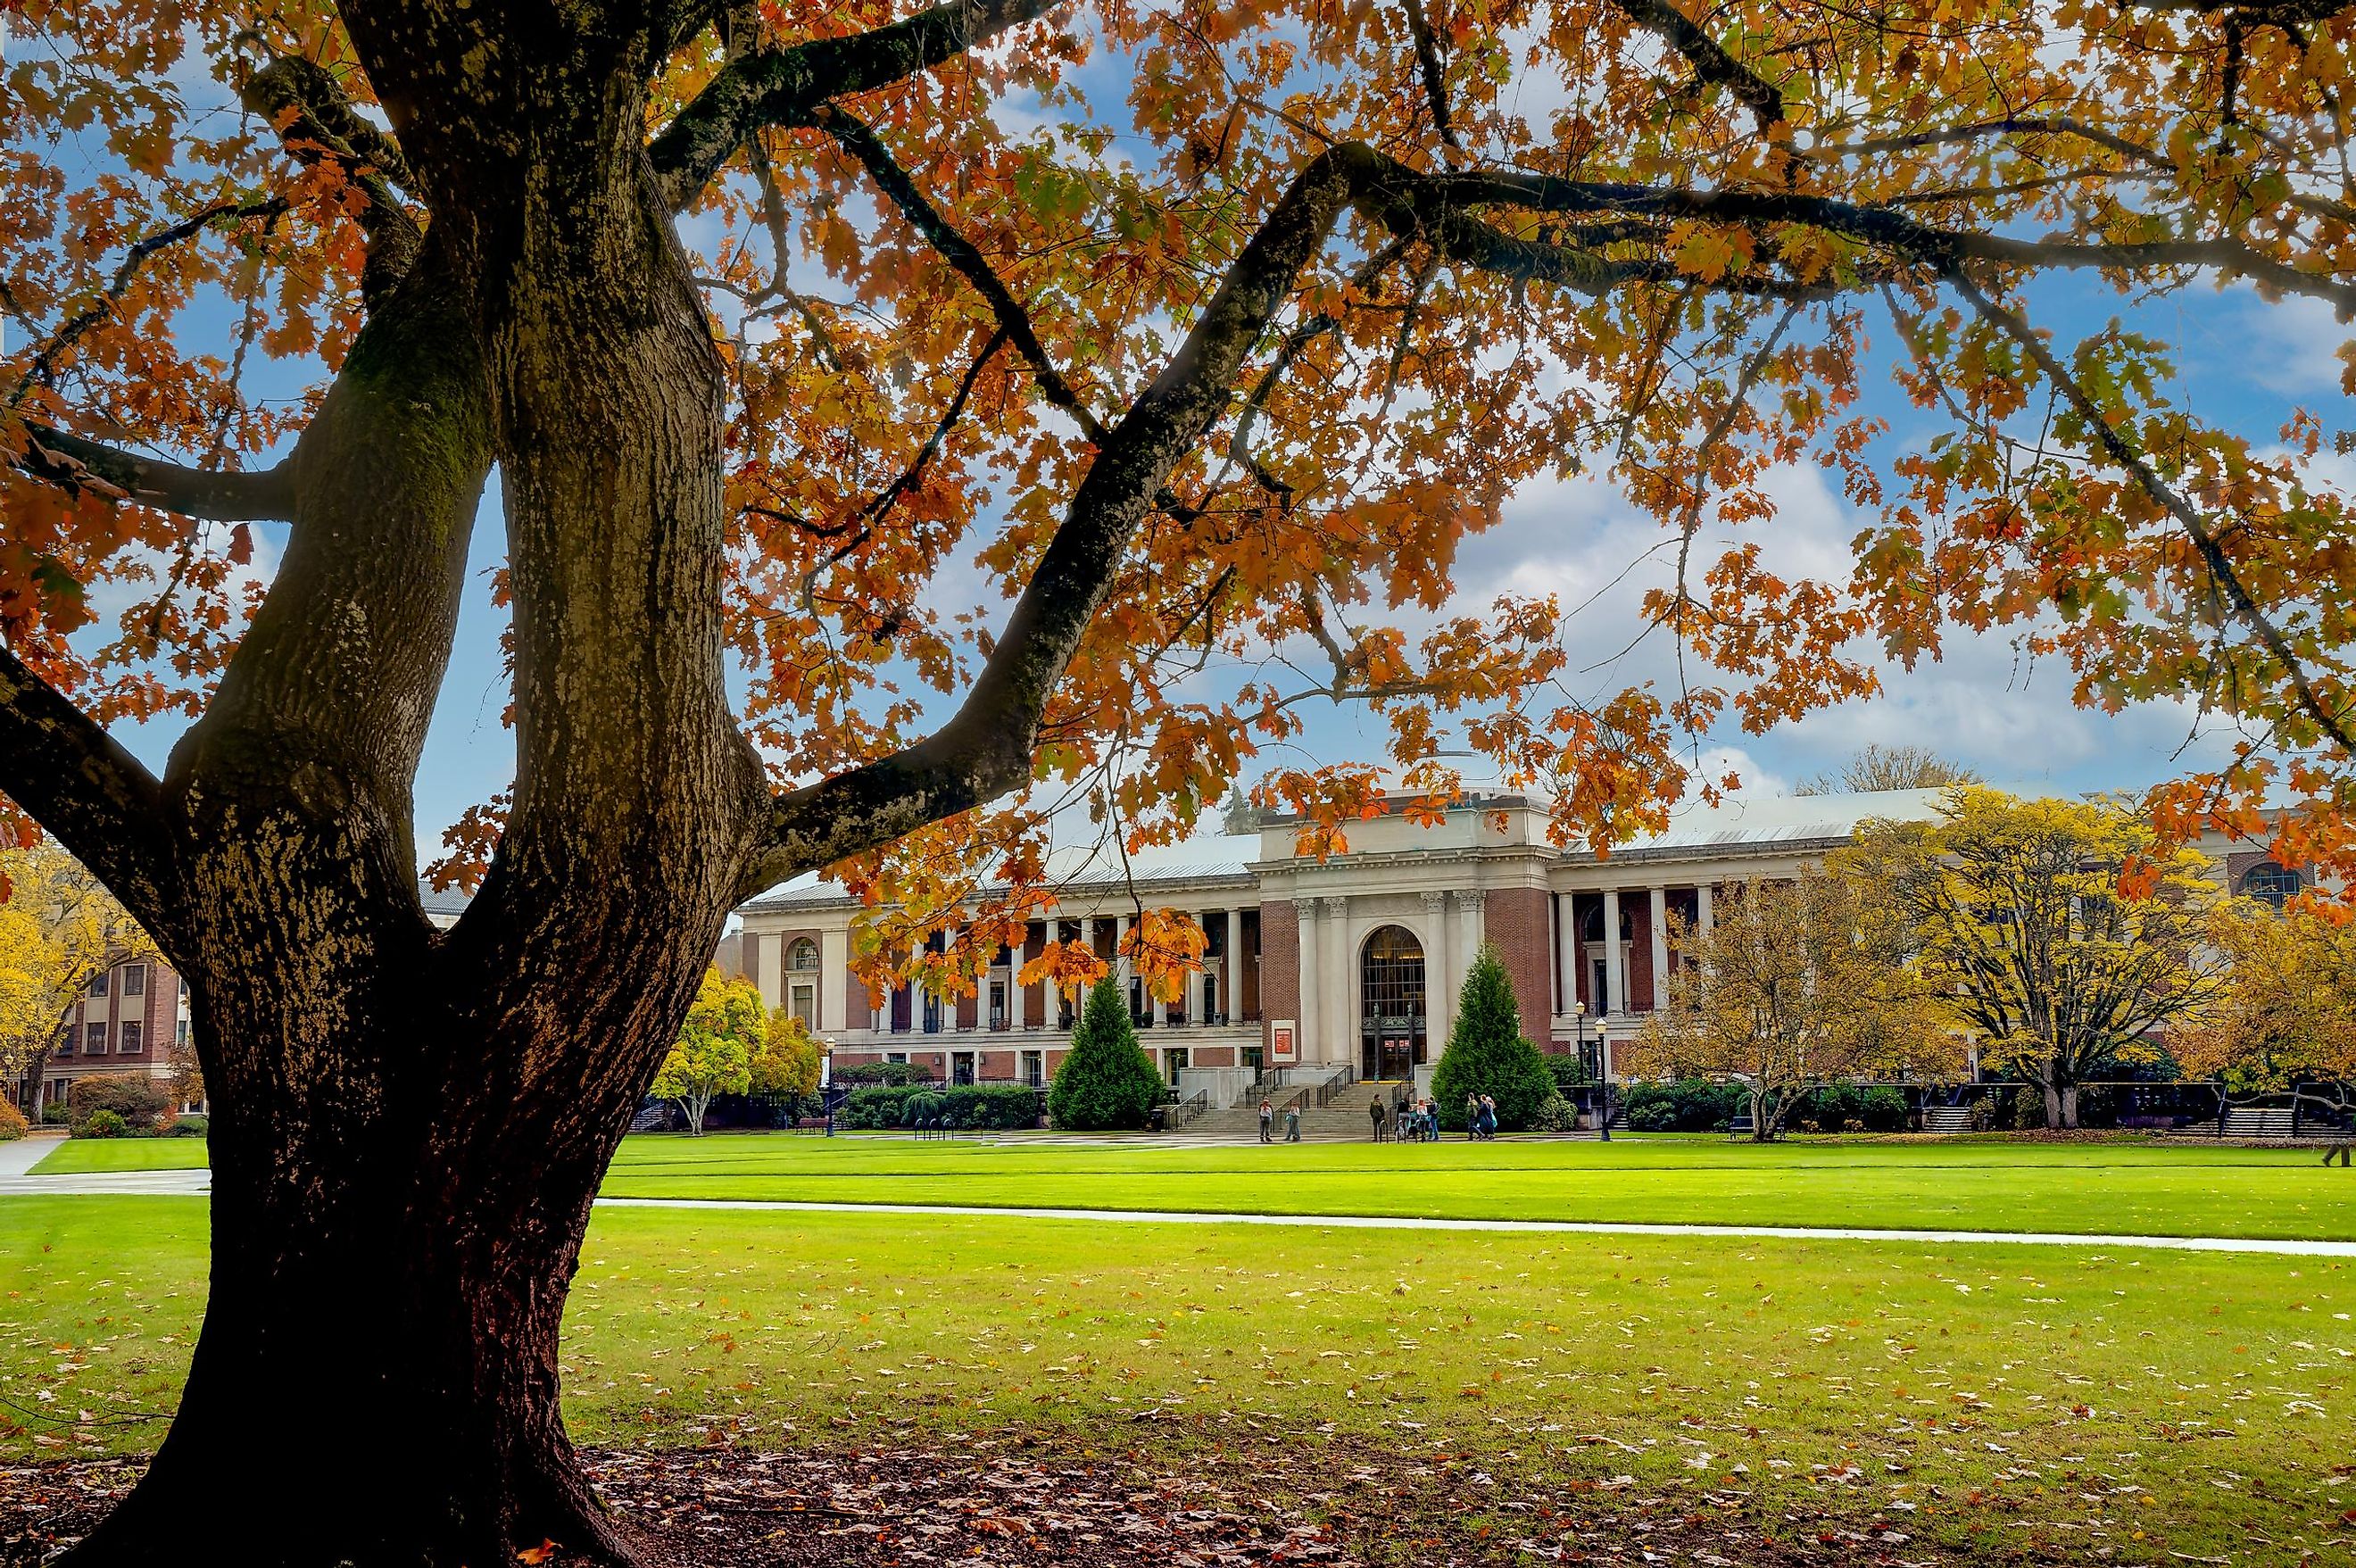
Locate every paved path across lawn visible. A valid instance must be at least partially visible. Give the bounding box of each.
[0,1137,63,1179]
[8,1172,2356,1257]
[591,1196,2356,1257]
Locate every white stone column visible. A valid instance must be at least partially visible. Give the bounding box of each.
[1601,889,1625,1016]
[1455,889,1485,980]
[819,926,849,1033]
[1697,883,1714,938]
[1321,895,1350,1066]
[1420,891,1452,1046]
[1115,914,1133,1015]
[1555,892,1578,1018]
[1224,908,1243,1023]
[1647,885,1670,1011]
[1008,925,1026,1032]
[1295,897,1320,1062]
[1076,915,1095,1014]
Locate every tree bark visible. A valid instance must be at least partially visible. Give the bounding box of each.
[70,1013,633,1566]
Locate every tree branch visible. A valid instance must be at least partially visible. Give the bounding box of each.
[1607,0,1786,134]
[1945,269,2356,756]
[1401,0,1463,151]
[742,145,1391,895]
[5,197,289,408]
[14,425,297,523]
[238,54,420,300]
[0,642,176,929]
[813,105,1110,442]
[650,0,1071,210]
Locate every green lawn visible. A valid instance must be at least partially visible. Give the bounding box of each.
[1,1194,2349,1564]
[28,1137,209,1174]
[601,1132,2356,1241]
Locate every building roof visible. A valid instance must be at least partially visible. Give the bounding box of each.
[740,827,1265,916]
[1556,786,1962,865]
[418,879,472,924]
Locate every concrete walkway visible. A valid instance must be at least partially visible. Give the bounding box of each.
[0,1166,212,1196]
[0,1135,63,1179]
[592,1196,2356,1258]
[7,1171,2352,1257]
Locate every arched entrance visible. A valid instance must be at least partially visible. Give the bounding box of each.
[1359,925,1428,1082]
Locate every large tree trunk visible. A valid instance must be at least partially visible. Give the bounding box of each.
[60,27,767,1563]
[71,1049,627,1565]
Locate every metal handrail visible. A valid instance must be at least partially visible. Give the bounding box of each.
[1309,1063,1356,1109]
[1167,1089,1211,1132]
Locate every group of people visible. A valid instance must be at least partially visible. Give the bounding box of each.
[1256,1097,1301,1143]
[1463,1091,1501,1140]
[1370,1094,1443,1142]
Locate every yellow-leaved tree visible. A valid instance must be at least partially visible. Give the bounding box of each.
[0,842,155,1099]
[1839,789,2222,1129]
[647,969,764,1136]
[2180,900,2356,1149]
[1625,870,1956,1141]
[750,1009,825,1100]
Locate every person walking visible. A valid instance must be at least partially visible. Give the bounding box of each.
[1369,1095,1388,1142]
[1257,1097,1274,1145]
[1480,1093,1499,1141]
[1464,1091,1481,1141]
[1284,1103,1302,1142]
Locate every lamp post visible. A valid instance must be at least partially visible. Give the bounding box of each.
[1571,1005,1607,1141]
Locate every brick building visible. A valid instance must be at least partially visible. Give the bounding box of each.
[12,951,195,1116]
[729,783,2299,1108]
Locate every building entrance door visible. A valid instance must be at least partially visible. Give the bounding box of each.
[1358,925,1427,1082]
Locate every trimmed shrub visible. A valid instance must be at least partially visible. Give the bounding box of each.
[0,1100,27,1141]
[1625,1099,1680,1132]
[837,1083,1041,1131]
[67,1074,169,1135]
[1856,1086,1909,1133]
[1048,976,1164,1131]
[1431,945,1556,1132]
[40,1101,69,1125]
[1531,1093,1580,1133]
[80,1108,129,1139]
[167,1113,209,1138]
[1621,1078,1746,1132]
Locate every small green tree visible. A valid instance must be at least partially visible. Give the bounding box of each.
[1431,944,1556,1132]
[650,969,759,1134]
[1048,975,1165,1131]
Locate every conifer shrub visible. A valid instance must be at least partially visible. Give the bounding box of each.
[1048,975,1165,1131]
[1429,944,1555,1131]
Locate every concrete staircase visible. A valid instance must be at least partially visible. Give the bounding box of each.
[1171,1074,1417,1141]
[1920,1105,1978,1134]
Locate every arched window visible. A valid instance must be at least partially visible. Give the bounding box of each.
[788,937,820,971]
[2240,862,2303,911]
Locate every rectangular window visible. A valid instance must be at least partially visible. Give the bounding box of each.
[791,983,816,1029]
[120,1022,143,1055]
[1020,1050,1044,1088]
[88,970,109,998]
[121,965,145,997]
[87,1022,108,1053]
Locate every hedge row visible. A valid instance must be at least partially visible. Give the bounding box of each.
[835,1083,1042,1131]
[1619,1079,1911,1133]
